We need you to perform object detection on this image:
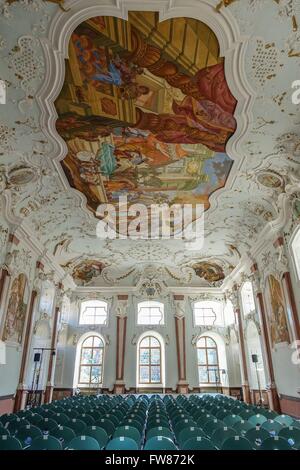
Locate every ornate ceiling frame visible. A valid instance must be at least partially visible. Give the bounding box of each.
[34,0,255,252]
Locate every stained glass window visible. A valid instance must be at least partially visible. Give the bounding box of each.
[79,300,108,325]
[137,301,164,325]
[139,336,161,384]
[78,335,104,386]
[197,336,220,384]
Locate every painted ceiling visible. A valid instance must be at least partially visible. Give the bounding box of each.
[0,0,300,289]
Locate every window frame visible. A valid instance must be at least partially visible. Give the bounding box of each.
[78,335,104,387]
[193,301,219,327]
[137,301,165,326]
[197,336,220,385]
[138,335,162,385]
[79,299,108,326]
[240,281,256,316]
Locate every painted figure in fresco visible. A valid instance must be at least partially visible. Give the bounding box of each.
[268,275,290,345]
[56,14,237,214]
[73,261,105,284]
[2,273,27,344]
[193,262,225,283]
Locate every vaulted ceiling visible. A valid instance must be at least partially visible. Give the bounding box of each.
[0,0,299,289]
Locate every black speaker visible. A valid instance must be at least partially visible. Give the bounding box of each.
[34,353,41,362]
[251,354,258,363]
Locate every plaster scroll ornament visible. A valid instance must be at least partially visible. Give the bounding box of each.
[174,301,185,319]
[116,301,128,318]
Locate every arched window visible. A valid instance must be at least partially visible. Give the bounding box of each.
[241,281,255,316]
[137,301,164,325]
[79,300,108,325]
[78,335,104,387]
[193,301,223,326]
[138,335,162,384]
[197,336,220,384]
[291,227,300,280]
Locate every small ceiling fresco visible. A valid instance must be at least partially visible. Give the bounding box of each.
[55,12,236,213]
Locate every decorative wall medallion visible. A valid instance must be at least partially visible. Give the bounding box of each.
[8,165,37,186]
[256,171,283,189]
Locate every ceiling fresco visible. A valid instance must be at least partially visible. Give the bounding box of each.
[0,0,300,289]
[55,13,236,213]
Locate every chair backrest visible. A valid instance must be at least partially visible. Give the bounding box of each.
[248,414,267,426]
[259,436,293,450]
[211,427,236,448]
[29,435,62,450]
[0,436,22,450]
[182,436,216,450]
[40,418,59,432]
[279,426,300,448]
[223,414,242,427]
[245,428,270,448]
[144,436,177,451]
[275,414,294,427]
[50,426,76,448]
[221,436,253,450]
[114,425,141,445]
[16,424,42,447]
[95,418,115,436]
[178,426,205,448]
[68,419,87,435]
[106,436,139,450]
[261,419,284,435]
[68,435,100,450]
[84,425,109,449]
[146,426,173,441]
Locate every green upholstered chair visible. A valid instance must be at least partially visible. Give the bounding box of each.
[144,436,177,451]
[259,436,293,450]
[261,419,284,435]
[248,414,267,427]
[67,418,87,435]
[78,414,95,426]
[29,435,62,450]
[40,417,59,433]
[0,435,22,450]
[106,436,139,450]
[177,426,205,448]
[114,425,141,446]
[211,427,236,449]
[223,414,242,427]
[275,414,295,427]
[203,419,224,437]
[53,413,70,426]
[15,424,42,448]
[221,436,253,450]
[182,436,216,450]
[26,413,43,426]
[233,420,254,436]
[95,418,115,437]
[84,425,109,449]
[0,414,17,426]
[67,435,100,450]
[146,426,174,442]
[50,425,76,448]
[278,426,300,448]
[245,427,270,448]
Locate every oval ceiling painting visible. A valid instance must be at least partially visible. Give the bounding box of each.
[55,12,237,213]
